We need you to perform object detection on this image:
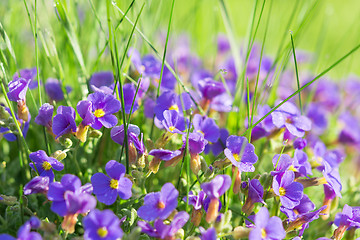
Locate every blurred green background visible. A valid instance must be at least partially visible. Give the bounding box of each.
[1,0,360,83]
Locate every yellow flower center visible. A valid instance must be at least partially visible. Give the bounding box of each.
[157,201,165,209]
[197,130,204,135]
[317,177,328,185]
[42,161,52,171]
[169,126,176,132]
[233,153,240,161]
[169,105,179,111]
[110,179,118,189]
[97,227,108,238]
[279,187,286,196]
[261,228,267,238]
[288,165,297,172]
[94,109,105,118]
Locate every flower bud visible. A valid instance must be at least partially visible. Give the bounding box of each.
[88,129,103,138]
[191,209,203,226]
[61,214,78,233]
[51,150,67,161]
[190,153,201,175]
[75,123,89,143]
[149,157,161,174]
[206,198,220,223]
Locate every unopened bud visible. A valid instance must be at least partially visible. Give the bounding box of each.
[149,157,161,174]
[59,138,72,148]
[233,226,251,239]
[75,123,89,143]
[200,156,208,172]
[128,143,138,165]
[51,150,67,161]
[175,229,185,240]
[206,198,220,223]
[88,129,102,138]
[191,209,203,226]
[190,153,201,175]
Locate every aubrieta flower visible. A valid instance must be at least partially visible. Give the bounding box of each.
[193,114,220,143]
[89,71,114,94]
[7,77,29,102]
[200,227,217,240]
[271,101,312,138]
[76,100,95,142]
[29,150,64,182]
[0,107,31,142]
[154,91,193,121]
[224,135,258,172]
[183,190,206,210]
[197,78,225,100]
[13,67,38,89]
[83,209,123,240]
[249,207,286,240]
[120,83,139,114]
[332,204,360,240]
[321,184,336,220]
[45,78,66,101]
[23,176,50,195]
[137,182,179,221]
[52,106,77,139]
[138,211,189,240]
[272,170,304,209]
[149,149,182,161]
[161,110,188,134]
[86,91,120,129]
[185,132,208,175]
[242,179,265,215]
[280,194,315,222]
[91,160,132,205]
[47,174,95,217]
[201,174,231,223]
[35,103,54,128]
[7,77,30,121]
[0,216,42,240]
[204,128,229,156]
[293,138,307,150]
[47,174,96,233]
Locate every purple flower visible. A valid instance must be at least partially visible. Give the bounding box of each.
[44,78,67,102]
[201,175,231,222]
[322,162,342,198]
[242,179,265,215]
[76,100,95,127]
[332,205,360,239]
[281,194,315,221]
[23,176,50,195]
[137,182,179,221]
[83,209,123,240]
[91,160,132,205]
[338,112,360,144]
[138,211,189,239]
[249,207,286,240]
[52,106,76,138]
[87,91,120,129]
[293,138,307,150]
[200,227,217,240]
[120,83,139,114]
[47,174,96,217]
[287,206,326,235]
[161,110,188,134]
[306,103,328,135]
[185,132,208,154]
[217,34,230,53]
[224,135,258,172]
[0,107,31,142]
[272,170,304,209]
[183,190,206,210]
[13,67,38,89]
[193,114,220,143]
[0,216,42,240]
[204,128,229,156]
[272,154,293,176]
[198,78,225,100]
[89,71,115,94]
[35,103,54,128]
[111,124,145,154]
[29,150,64,182]
[148,149,182,161]
[271,102,311,137]
[293,149,312,177]
[7,77,29,102]
[154,91,193,121]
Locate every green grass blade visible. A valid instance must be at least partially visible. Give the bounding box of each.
[150,0,175,139]
[290,32,302,114]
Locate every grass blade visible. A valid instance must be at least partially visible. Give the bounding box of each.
[290,32,302,114]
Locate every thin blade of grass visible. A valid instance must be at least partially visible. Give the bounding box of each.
[150,0,176,139]
[290,32,302,114]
